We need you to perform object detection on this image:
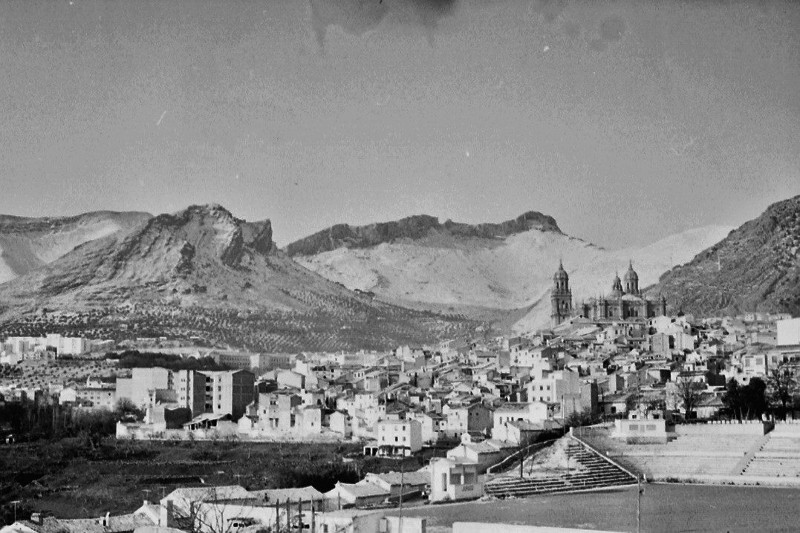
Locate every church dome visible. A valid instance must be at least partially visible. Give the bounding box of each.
[611,272,624,295]
[623,261,638,282]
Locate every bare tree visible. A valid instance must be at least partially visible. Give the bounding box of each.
[674,376,704,420]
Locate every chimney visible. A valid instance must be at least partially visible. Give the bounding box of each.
[160,500,174,527]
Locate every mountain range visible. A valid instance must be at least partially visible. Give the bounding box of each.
[288,214,734,332]
[0,195,797,350]
[0,205,474,352]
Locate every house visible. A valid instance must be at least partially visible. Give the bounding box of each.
[406,411,444,443]
[314,509,384,533]
[599,392,633,417]
[363,471,429,501]
[441,401,493,438]
[429,458,484,503]
[376,419,422,456]
[249,485,327,506]
[0,507,157,533]
[492,401,549,431]
[695,393,725,419]
[446,438,505,473]
[491,420,562,445]
[325,481,389,508]
[329,410,352,438]
[277,369,306,390]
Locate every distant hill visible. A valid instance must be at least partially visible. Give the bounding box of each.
[289,212,734,333]
[0,211,151,284]
[648,194,800,317]
[284,211,562,256]
[0,204,476,351]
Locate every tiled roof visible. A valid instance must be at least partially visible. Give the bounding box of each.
[250,486,325,502]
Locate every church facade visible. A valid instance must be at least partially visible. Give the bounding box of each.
[551,261,667,327]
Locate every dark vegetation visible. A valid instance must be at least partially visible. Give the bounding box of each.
[721,377,769,420]
[108,350,228,371]
[0,436,427,524]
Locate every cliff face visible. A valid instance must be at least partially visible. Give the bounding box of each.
[648,195,800,316]
[284,211,562,256]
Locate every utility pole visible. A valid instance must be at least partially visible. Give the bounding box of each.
[399,458,404,533]
[637,474,643,533]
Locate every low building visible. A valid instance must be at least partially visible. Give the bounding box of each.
[363,471,429,501]
[429,458,484,503]
[612,408,674,444]
[324,481,389,508]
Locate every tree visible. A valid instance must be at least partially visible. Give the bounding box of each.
[722,378,743,420]
[674,376,704,420]
[114,398,145,421]
[767,366,797,420]
[742,377,768,420]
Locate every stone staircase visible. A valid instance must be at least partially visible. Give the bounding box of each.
[484,438,637,498]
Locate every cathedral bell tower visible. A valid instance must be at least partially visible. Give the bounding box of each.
[551,260,573,327]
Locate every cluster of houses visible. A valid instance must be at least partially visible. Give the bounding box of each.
[3,316,800,443]
[2,314,800,531]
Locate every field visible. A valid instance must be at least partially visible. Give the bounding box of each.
[391,483,800,533]
[0,437,424,523]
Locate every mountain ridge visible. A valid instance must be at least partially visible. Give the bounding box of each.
[647,194,800,317]
[0,204,476,352]
[285,211,562,256]
[0,210,152,284]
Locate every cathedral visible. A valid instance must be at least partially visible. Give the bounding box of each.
[551,261,667,327]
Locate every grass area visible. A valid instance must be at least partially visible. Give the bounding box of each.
[0,437,427,522]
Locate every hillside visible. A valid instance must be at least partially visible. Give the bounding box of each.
[0,205,476,351]
[648,195,800,317]
[290,213,734,333]
[0,211,151,284]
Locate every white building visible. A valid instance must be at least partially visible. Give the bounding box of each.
[429,458,483,503]
[376,419,422,456]
[116,367,172,407]
[3,334,89,356]
[777,318,800,347]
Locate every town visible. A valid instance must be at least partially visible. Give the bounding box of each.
[2,264,799,532]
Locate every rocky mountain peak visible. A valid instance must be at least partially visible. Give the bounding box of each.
[285,210,562,256]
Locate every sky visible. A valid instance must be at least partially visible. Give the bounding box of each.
[1,0,799,249]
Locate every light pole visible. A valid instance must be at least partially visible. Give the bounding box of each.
[10,500,20,522]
